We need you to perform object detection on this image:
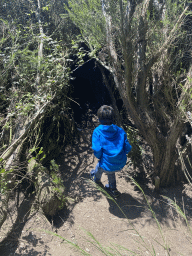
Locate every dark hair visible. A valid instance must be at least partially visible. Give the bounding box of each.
[97,105,114,125]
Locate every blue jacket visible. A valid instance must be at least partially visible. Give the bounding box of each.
[92,124,132,172]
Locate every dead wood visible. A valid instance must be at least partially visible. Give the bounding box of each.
[0,100,50,162]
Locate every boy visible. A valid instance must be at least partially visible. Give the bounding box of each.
[90,105,132,197]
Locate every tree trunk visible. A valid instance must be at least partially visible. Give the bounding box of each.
[35,0,44,111]
[152,141,178,187]
[148,119,184,186]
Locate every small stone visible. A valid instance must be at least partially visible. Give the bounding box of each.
[20,242,25,248]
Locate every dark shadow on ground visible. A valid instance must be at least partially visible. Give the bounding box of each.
[53,120,103,227]
[120,170,192,227]
[45,204,73,229]
[84,180,146,219]
[0,193,36,256]
[14,231,51,256]
[105,192,145,220]
[58,120,102,200]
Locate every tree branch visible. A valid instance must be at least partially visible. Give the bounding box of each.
[0,100,51,162]
[146,5,189,73]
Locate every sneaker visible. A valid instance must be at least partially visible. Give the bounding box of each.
[105,185,121,198]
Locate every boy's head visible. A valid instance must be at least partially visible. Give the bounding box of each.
[97,105,114,125]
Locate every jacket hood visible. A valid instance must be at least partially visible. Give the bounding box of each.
[98,124,118,140]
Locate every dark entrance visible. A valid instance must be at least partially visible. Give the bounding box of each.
[70,59,112,127]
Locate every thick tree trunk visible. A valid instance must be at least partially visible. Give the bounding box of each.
[147,118,184,186]
[152,141,178,186]
[36,0,43,89]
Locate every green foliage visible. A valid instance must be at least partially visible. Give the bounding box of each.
[0,2,76,153]
[28,147,46,164]
[126,126,142,169]
[50,159,59,173]
[0,155,13,195]
[66,0,105,53]
[50,160,66,210]
[1,30,70,113]
[66,0,188,62]
[0,167,13,194]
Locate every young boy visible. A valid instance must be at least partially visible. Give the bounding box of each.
[90,105,132,197]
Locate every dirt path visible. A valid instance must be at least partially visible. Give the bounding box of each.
[1,116,192,255]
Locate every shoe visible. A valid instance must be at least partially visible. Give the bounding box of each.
[90,170,103,186]
[105,184,121,198]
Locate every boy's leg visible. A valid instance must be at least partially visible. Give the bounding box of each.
[90,163,103,183]
[106,173,116,190]
[105,172,121,197]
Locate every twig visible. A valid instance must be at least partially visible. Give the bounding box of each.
[0,99,52,162]
[71,59,92,73]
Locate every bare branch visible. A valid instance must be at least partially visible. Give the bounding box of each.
[0,99,52,162]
